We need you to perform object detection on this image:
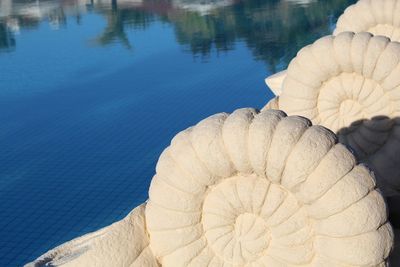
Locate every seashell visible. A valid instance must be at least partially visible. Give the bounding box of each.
[25,204,159,267]
[265,0,400,98]
[278,32,400,196]
[334,0,400,42]
[146,108,393,266]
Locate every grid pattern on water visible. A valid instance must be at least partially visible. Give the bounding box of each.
[0,43,270,266]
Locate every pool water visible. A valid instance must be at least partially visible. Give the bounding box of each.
[0,0,355,265]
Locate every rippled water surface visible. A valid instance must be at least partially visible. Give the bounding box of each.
[0,0,355,265]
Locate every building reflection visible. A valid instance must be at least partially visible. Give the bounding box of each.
[0,0,356,69]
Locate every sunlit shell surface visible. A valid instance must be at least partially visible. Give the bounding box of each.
[334,0,400,42]
[26,204,158,267]
[279,32,400,196]
[146,108,393,266]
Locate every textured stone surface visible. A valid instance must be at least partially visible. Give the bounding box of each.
[146,108,393,266]
[334,0,400,42]
[25,204,159,267]
[265,70,287,96]
[277,32,400,196]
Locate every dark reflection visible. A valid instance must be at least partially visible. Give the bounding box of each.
[0,0,355,67]
[0,23,15,52]
[93,0,155,49]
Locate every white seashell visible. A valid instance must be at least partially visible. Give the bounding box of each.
[278,32,400,196]
[334,0,400,42]
[146,108,393,266]
[25,204,159,267]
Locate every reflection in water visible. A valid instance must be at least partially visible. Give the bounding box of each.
[0,23,15,52]
[94,0,154,49]
[0,0,355,70]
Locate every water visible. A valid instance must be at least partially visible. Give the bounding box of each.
[0,0,355,265]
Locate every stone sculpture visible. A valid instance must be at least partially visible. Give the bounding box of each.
[334,0,400,42]
[264,32,400,196]
[265,0,400,99]
[26,204,158,267]
[147,108,393,266]
[28,109,393,266]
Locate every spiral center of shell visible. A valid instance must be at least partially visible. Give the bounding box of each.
[317,72,392,132]
[202,175,275,265]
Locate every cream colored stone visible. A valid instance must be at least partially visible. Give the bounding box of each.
[265,70,287,96]
[279,32,400,196]
[25,204,159,267]
[334,0,400,42]
[146,108,393,266]
[264,0,400,100]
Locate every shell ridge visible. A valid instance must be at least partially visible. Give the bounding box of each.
[219,184,244,215]
[258,180,273,217]
[169,132,211,188]
[149,222,202,233]
[189,115,226,185]
[366,36,390,78]
[154,174,200,200]
[310,37,335,76]
[147,196,200,213]
[194,113,235,178]
[292,142,351,200]
[308,182,374,222]
[219,124,237,177]
[268,116,311,184]
[185,240,209,267]
[382,62,400,90]
[395,0,400,27]
[302,153,356,206]
[281,126,336,191]
[222,108,256,173]
[260,188,288,221]
[269,208,307,237]
[166,236,206,260]
[234,178,247,212]
[157,170,201,196]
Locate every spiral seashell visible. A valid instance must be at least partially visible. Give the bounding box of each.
[334,0,400,42]
[265,0,400,100]
[25,204,158,267]
[146,108,393,266]
[279,32,400,196]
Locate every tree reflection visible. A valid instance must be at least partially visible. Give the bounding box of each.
[93,0,155,49]
[168,0,356,69]
[95,0,133,49]
[0,0,356,69]
[0,23,15,52]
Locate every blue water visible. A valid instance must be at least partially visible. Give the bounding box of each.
[0,0,355,265]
